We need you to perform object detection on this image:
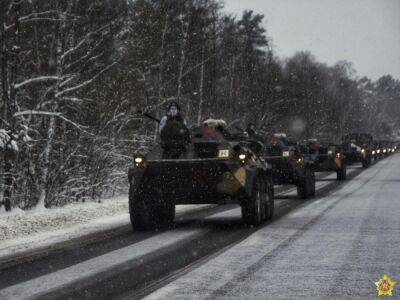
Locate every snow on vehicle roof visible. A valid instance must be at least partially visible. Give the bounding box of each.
[273,133,287,138]
[203,119,227,128]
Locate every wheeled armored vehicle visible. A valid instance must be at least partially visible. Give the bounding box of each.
[342,133,373,168]
[128,119,275,230]
[380,140,395,156]
[263,133,316,199]
[371,142,382,161]
[301,139,347,181]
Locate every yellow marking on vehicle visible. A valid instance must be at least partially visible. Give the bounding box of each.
[217,167,246,195]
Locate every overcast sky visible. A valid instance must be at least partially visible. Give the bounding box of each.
[223,0,400,80]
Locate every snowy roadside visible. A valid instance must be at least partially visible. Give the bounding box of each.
[0,196,211,263]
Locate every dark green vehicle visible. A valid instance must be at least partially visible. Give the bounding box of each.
[342,133,373,168]
[371,141,382,161]
[128,119,275,230]
[301,139,347,181]
[263,133,316,199]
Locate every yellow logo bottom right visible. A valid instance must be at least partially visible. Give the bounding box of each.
[375,274,397,297]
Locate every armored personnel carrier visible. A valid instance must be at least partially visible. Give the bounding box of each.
[342,133,373,168]
[301,139,347,181]
[128,118,274,230]
[264,133,316,199]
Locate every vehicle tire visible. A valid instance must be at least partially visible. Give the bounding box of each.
[242,176,264,226]
[308,170,316,197]
[297,180,307,199]
[297,167,314,199]
[159,200,175,226]
[362,156,371,168]
[337,161,347,181]
[129,184,171,231]
[264,178,274,220]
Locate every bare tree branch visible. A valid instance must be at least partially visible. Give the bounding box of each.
[55,62,117,98]
[14,76,61,89]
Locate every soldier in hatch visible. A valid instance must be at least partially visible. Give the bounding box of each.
[159,102,190,158]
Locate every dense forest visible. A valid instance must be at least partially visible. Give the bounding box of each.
[1,0,399,210]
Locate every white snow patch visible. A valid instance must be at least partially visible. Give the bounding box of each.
[0,195,212,260]
[0,196,129,242]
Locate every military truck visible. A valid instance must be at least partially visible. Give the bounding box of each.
[263,133,316,199]
[128,118,275,230]
[342,133,373,168]
[301,139,347,181]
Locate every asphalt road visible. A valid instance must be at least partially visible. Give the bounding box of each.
[144,154,400,299]
[0,155,397,299]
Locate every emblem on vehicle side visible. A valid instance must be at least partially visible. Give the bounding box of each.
[375,274,397,297]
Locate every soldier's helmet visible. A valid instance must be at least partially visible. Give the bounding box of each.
[167,101,181,117]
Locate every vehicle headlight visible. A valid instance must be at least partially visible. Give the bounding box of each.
[282,151,290,157]
[361,149,365,153]
[372,150,376,155]
[238,154,246,161]
[377,149,381,154]
[133,156,145,168]
[218,149,229,158]
[383,149,387,153]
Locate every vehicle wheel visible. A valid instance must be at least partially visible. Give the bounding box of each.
[308,170,316,197]
[337,162,347,180]
[297,181,307,199]
[129,185,171,231]
[362,156,371,168]
[264,178,274,220]
[242,176,264,226]
[159,200,175,226]
[297,168,314,199]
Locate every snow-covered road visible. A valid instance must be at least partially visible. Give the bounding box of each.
[0,155,398,299]
[145,154,400,299]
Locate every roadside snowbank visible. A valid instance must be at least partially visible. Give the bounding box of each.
[0,196,210,261]
[0,196,129,242]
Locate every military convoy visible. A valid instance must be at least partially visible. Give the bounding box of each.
[128,110,397,231]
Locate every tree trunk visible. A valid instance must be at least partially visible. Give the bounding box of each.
[177,13,189,104]
[37,116,56,209]
[229,57,236,120]
[2,2,20,212]
[36,0,66,208]
[197,46,205,126]
[3,149,13,211]
[154,10,169,140]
